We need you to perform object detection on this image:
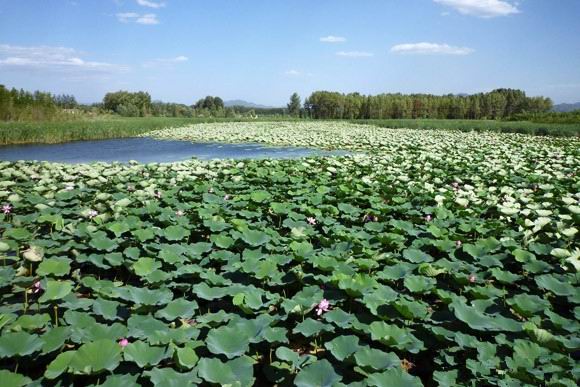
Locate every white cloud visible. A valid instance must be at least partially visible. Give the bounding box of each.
[284,69,313,77]
[285,69,301,76]
[0,44,127,73]
[320,35,346,43]
[434,0,520,18]
[116,12,159,24]
[136,0,165,8]
[143,55,189,67]
[390,42,474,55]
[336,51,374,58]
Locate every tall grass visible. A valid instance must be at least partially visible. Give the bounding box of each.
[0,117,250,145]
[354,119,580,137]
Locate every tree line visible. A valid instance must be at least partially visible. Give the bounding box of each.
[303,89,553,120]
[0,85,565,122]
[0,85,78,121]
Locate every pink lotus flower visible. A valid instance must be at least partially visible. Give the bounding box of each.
[316,299,330,316]
[2,204,12,215]
[307,217,317,225]
[451,182,459,189]
[456,240,462,248]
[118,338,129,347]
[469,274,476,283]
[154,190,162,199]
[224,194,231,201]
[87,210,98,219]
[32,281,41,294]
[425,215,432,222]
[175,210,184,217]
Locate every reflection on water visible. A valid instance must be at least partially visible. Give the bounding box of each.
[0,137,348,164]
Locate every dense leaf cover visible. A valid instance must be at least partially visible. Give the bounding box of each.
[0,122,579,386]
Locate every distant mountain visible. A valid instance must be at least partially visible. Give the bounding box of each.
[224,100,276,109]
[553,102,580,112]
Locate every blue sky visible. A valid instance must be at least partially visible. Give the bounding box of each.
[1,0,579,105]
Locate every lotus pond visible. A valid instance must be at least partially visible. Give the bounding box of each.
[0,121,579,386]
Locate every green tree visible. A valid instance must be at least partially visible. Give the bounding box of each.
[287,93,301,117]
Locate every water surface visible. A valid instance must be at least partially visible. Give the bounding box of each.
[0,137,347,163]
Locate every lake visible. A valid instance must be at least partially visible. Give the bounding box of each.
[0,137,348,163]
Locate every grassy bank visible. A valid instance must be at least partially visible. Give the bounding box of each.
[355,118,580,137]
[0,117,253,145]
[1,117,579,146]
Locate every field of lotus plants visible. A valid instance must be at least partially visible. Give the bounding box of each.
[0,121,579,386]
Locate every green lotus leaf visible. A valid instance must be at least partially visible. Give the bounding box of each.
[366,368,424,387]
[69,339,122,374]
[369,321,424,353]
[507,294,551,317]
[37,257,72,277]
[0,370,32,387]
[323,308,355,328]
[394,298,430,320]
[155,298,198,321]
[404,275,436,293]
[206,325,250,358]
[92,298,121,321]
[106,221,130,237]
[123,286,173,305]
[197,356,255,386]
[250,189,272,202]
[3,228,32,241]
[324,335,360,361]
[175,346,199,369]
[354,346,400,371]
[535,274,575,296]
[132,257,162,277]
[123,340,168,367]
[433,370,458,387]
[0,331,43,358]
[211,233,235,248]
[402,248,434,263]
[294,359,342,387]
[45,350,76,379]
[38,280,73,303]
[90,235,119,251]
[164,225,190,241]
[293,318,335,337]
[133,228,156,242]
[290,240,314,258]
[11,313,50,331]
[143,368,200,387]
[512,248,535,263]
[92,374,140,387]
[241,229,271,246]
[41,326,71,354]
[190,241,213,255]
[450,299,521,332]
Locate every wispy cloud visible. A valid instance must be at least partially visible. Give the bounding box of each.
[434,0,520,18]
[143,55,188,68]
[116,12,159,24]
[320,35,346,43]
[336,51,374,58]
[136,0,165,8]
[0,44,127,73]
[284,69,313,77]
[390,42,474,55]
